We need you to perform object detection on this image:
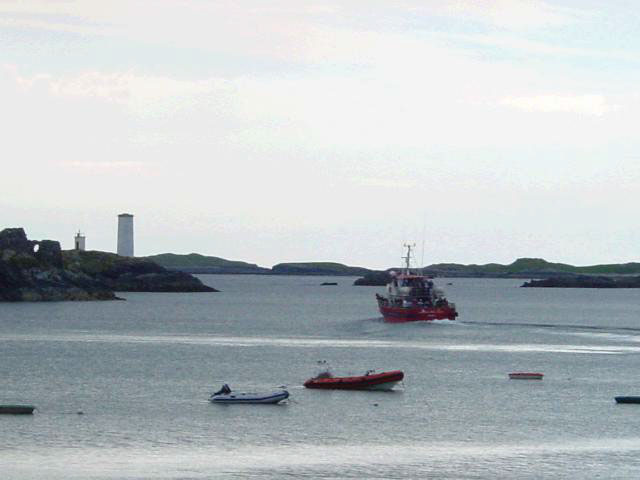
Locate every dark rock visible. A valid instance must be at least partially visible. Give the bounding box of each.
[34,240,63,268]
[521,275,640,288]
[354,271,392,286]
[0,228,34,253]
[62,250,218,293]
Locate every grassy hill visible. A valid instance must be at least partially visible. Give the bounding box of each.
[143,253,269,274]
[425,258,640,277]
[271,262,372,276]
[142,255,371,276]
[144,253,640,278]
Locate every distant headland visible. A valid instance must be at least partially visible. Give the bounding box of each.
[145,253,372,276]
[422,258,640,278]
[146,253,640,284]
[0,228,217,302]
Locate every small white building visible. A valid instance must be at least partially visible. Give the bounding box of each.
[117,213,134,257]
[74,231,86,251]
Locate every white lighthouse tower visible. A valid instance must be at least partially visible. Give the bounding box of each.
[74,231,86,251]
[117,213,134,257]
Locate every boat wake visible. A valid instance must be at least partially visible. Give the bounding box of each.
[6,438,640,478]
[1,332,636,355]
[463,320,640,335]
[429,319,463,326]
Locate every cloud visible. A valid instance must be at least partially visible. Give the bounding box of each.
[356,177,420,189]
[0,15,114,36]
[3,65,234,117]
[0,1,328,64]
[60,160,148,171]
[437,31,640,64]
[500,94,615,116]
[436,0,585,30]
[0,0,615,79]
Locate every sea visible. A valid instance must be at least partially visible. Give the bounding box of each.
[3,275,640,479]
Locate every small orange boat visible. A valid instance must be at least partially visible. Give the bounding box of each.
[509,372,543,380]
[304,370,404,391]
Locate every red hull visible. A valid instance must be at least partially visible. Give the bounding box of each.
[304,370,404,390]
[378,304,457,323]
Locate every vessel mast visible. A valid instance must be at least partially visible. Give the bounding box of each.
[402,243,415,275]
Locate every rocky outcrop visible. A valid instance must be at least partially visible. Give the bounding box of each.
[62,250,218,292]
[0,228,115,301]
[353,270,392,286]
[0,228,218,302]
[521,275,640,288]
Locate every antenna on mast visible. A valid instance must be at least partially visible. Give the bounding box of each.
[402,243,416,275]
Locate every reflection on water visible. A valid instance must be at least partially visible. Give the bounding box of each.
[5,438,640,479]
[1,332,637,354]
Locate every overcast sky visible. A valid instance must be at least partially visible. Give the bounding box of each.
[2,0,640,269]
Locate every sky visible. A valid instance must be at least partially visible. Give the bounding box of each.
[2,0,640,269]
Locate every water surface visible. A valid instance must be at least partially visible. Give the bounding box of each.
[2,276,640,478]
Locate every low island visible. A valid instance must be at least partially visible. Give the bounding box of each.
[353,258,640,286]
[147,254,374,276]
[521,276,640,288]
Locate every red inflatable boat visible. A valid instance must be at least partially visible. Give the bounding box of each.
[304,370,404,391]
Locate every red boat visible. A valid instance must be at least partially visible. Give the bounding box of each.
[376,244,458,323]
[304,370,404,391]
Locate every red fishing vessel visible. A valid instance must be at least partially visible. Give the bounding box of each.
[376,244,458,323]
[304,370,404,391]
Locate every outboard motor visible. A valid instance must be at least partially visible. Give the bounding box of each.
[213,384,231,396]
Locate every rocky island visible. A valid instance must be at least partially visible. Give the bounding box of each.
[521,275,640,288]
[0,228,217,301]
[353,270,393,286]
[271,262,371,276]
[144,253,271,274]
[147,254,374,276]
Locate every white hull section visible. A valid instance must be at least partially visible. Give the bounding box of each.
[210,391,289,404]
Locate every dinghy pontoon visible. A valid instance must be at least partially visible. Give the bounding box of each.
[0,405,35,414]
[209,384,289,404]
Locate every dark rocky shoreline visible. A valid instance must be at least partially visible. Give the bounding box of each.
[521,275,640,288]
[0,228,217,302]
[353,271,393,286]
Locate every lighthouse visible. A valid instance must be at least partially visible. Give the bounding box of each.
[74,231,86,251]
[117,213,134,257]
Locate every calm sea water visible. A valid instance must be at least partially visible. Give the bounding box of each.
[3,276,640,479]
